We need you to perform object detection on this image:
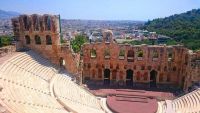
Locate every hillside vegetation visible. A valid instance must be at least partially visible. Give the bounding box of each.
[143,9,200,50]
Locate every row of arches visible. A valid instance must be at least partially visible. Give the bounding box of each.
[25,35,52,45]
[22,15,51,31]
[103,69,157,87]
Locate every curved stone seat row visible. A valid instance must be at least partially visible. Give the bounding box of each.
[172,88,200,113]
[53,74,104,113]
[157,88,200,113]
[0,51,105,113]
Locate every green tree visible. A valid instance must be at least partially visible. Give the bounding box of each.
[70,35,87,53]
[0,36,12,47]
[142,9,200,50]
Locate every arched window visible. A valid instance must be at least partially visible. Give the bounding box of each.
[137,49,143,58]
[90,49,96,58]
[126,69,133,86]
[45,16,51,31]
[150,70,157,87]
[25,35,30,44]
[46,35,52,45]
[59,57,65,67]
[23,16,29,30]
[127,50,134,62]
[153,50,158,58]
[119,49,125,59]
[33,15,39,31]
[168,50,173,58]
[105,33,111,43]
[35,35,41,45]
[104,49,110,59]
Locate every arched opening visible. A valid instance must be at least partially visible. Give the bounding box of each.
[23,16,29,30]
[25,35,30,44]
[137,49,143,60]
[59,57,65,67]
[126,69,133,86]
[150,70,157,87]
[46,35,52,45]
[119,49,125,59]
[104,69,110,85]
[35,35,41,45]
[104,49,110,59]
[45,16,51,31]
[127,50,134,62]
[90,49,97,58]
[105,33,111,43]
[33,15,39,31]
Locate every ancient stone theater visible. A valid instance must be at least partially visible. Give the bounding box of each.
[0,14,199,113]
[82,30,200,91]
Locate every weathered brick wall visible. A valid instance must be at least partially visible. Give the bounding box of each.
[82,30,190,89]
[184,51,200,91]
[12,15,199,91]
[12,14,79,75]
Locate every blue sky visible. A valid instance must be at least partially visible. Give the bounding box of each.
[1,0,200,20]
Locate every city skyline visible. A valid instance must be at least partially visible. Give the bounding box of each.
[0,0,200,20]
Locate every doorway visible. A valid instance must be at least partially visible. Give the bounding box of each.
[150,70,157,87]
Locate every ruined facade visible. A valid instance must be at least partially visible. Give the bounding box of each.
[12,14,80,75]
[12,15,200,91]
[82,30,200,91]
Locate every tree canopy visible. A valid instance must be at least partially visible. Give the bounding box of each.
[142,9,200,50]
[70,35,87,53]
[0,35,12,47]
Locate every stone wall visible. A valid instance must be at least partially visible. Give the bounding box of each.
[12,14,79,76]
[184,51,200,91]
[12,15,200,91]
[82,30,192,90]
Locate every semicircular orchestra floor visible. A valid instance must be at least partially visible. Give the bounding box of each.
[91,89,174,113]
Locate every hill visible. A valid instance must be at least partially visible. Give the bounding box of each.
[143,9,200,50]
[0,9,20,19]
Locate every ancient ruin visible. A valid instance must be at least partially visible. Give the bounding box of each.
[11,14,200,92]
[82,30,200,91]
[0,14,197,113]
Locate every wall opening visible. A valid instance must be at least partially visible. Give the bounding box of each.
[127,50,134,62]
[35,35,41,45]
[150,70,157,87]
[23,16,29,31]
[46,35,52,45]
[104,69,110,85]
[59,57,65,67]
[25,35,31,44]
[45,16,51,31]
[90,49,97,58]
[126,69,133,86]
